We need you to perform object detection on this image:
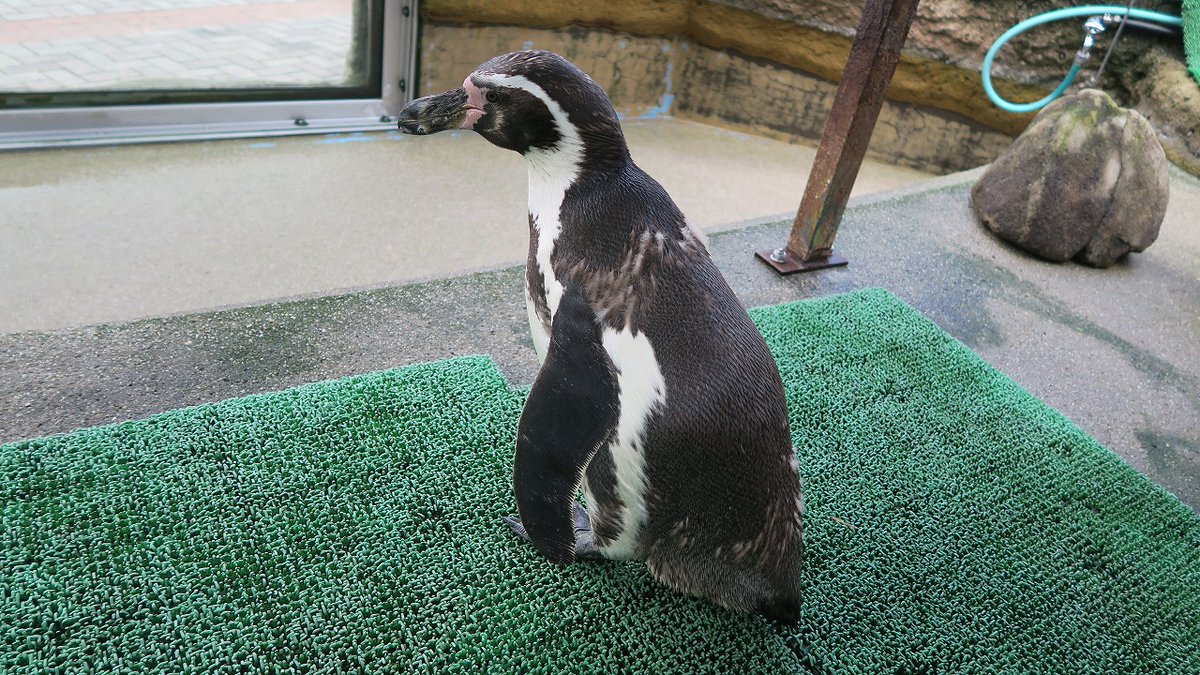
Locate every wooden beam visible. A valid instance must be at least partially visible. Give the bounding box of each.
[757,0,921,274]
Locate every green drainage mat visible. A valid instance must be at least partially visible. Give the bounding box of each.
[3,288,1198,674]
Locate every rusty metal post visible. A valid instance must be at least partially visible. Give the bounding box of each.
[757,0,921,274]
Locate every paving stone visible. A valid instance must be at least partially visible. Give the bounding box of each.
[1,0,353,92]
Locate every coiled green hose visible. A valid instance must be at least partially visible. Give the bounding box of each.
[982,5,1182,113]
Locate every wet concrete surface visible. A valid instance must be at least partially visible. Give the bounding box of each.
[0,118,929,334]
[2,165,1198,511]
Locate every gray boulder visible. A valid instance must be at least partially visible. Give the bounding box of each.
[970,89,1169,267]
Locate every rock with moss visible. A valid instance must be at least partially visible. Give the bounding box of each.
[970,89,1169,267]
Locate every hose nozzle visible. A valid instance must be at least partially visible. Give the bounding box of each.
[1075,15,1108,64]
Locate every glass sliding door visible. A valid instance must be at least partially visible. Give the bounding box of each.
[0,0,417,148]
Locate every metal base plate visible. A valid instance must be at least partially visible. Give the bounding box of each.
[755,249,849,275]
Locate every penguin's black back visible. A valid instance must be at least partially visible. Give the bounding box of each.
[554,159,803,615]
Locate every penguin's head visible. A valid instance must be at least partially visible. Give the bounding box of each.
[397,50,628,164]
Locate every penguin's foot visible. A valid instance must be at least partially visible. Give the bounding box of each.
[503,501,606,560]
[569,501,604,560]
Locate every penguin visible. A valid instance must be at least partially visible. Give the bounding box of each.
[396,50,804,623]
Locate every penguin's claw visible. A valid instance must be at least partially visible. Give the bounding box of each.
[502,515,531,543]
[503,503,607,561]
[571,501,591,530]
[570,502,605,560]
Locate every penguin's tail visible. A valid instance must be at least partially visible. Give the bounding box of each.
[757,593,802,625]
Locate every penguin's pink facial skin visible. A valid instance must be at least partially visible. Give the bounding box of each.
[461,77,487,130]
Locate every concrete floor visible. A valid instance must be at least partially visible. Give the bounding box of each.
[1,119,1198,513]
[0,119,930,334]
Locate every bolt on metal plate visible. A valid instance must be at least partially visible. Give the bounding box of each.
[755,248,849,274]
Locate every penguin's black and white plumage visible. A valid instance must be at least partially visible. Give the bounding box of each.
[397,50,804,623]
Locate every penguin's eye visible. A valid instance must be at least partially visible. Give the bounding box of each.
[485,90,500,103]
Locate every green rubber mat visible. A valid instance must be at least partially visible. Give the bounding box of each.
[3,288,1198,673]
[1187,0,1200,85]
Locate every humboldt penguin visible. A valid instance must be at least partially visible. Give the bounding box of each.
[396,50,804,623]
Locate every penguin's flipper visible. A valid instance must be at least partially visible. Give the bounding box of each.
[511,282,618,566]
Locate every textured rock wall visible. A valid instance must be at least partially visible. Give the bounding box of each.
[418,23,1011,174]
[708,0,1196,172]
[674,44,1012,172]
[713,0,1179,80]
[422,0,1044,135]
[418,25,678,120]
[420,0,1197,174]
[1116,45,1200,176]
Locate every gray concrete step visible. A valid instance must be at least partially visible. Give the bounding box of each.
[2,167,1198,513]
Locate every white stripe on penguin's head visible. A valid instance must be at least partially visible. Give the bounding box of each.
[471,72,584,177]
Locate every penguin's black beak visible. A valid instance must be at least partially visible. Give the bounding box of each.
[396,87,476,135]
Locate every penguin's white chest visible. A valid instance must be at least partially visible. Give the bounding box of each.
[483,71,583,362]
[523,284,550,363]
[524,144,579,363]
[596,326,667,559]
